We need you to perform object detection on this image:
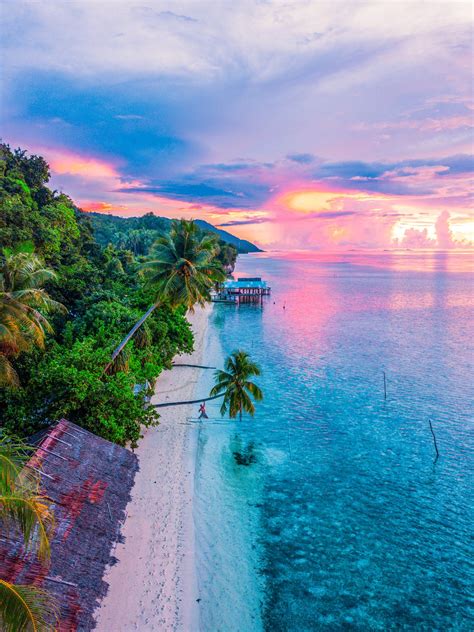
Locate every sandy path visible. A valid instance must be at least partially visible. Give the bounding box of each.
[95,305,212,631]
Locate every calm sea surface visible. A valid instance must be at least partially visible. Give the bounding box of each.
[194,252,473,631]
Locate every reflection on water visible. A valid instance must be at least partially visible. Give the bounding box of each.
[195,252,473,631]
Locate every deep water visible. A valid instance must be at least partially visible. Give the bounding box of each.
[194,252,473,631]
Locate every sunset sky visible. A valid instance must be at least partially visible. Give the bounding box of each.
[2,1,473,250]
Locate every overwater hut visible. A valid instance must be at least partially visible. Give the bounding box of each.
[0,419,138,631]
[214,277,271,303]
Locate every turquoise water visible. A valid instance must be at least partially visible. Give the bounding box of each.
[194,252,473,631]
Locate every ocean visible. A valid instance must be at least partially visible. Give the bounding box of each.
[193,252,473,631]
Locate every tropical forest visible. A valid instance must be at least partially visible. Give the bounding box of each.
[0,142,237,447]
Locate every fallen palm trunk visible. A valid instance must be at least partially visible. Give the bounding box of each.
[171,363,217,369]
[152,393,224,408]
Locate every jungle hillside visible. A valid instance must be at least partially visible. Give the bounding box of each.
[0,143,244,446]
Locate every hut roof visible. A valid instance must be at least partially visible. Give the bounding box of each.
[0,419,138,631]
[224,277,268,289]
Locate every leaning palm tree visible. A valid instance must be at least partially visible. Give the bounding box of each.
[105,220,225,373]
[210,350,263,420]
[0,437,58,631]
[0,249,65,386]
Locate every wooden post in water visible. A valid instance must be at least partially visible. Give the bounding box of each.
[429,419,439,459]
[383,371,387,400]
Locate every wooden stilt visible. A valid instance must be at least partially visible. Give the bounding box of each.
[429,419,439,459]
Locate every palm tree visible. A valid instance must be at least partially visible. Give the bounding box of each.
[210,350,263,420]
[0,437,58,631]
[105,220,225,373]
[0,249,65,386]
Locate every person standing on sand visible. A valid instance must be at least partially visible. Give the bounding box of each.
[198,402,208,419]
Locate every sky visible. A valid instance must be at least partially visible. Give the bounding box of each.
[1,0,473,251]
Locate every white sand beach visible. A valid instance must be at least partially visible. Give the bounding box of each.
[95,305,212,631]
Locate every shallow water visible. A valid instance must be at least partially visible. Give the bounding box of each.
[194,252,474,631]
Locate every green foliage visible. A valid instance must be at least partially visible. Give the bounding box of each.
[0,143,194,446]
[0,437,59,632]
[87,210,239,271]
[144,219,227,310]
[7,338,159,447]
[0,436,55,562]
[105,219,223,368]
[0,249,66,386]
[210,350,263,420]
[0,299,192,447]
[0,581,59,632]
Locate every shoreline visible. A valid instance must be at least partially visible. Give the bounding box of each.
[95,304,213,631]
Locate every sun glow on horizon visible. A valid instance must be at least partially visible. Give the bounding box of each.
[451,218,474,243]
[278,188,393,214]
[283,190,339,212]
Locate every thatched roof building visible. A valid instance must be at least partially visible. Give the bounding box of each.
[0,419,138,631]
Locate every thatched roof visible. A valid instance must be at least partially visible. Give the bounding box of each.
[0,419,138,631]
[224,277,268,289]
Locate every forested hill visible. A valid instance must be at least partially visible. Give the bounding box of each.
[88,212,262,254]
[195,220,262,253]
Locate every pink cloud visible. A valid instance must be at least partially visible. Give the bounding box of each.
[355,115,473,134]
[48,151,120,179]
[379,165,450,184]
[397,227,435,249]
[435,210,455,248]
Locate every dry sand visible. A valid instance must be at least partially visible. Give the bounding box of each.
[95,305,212,631]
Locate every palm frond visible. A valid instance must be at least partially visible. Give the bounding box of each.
[0,353,19,387]
[211,350,263,420]
[143,219,225,310]
[11,289,66,315]
[0,579,59,632]
[0,494,55,562]
[106,344,131,374]
[245,381,263,401]
[0,251,65,386]
[0,443,22,494]
[0,438,38,494]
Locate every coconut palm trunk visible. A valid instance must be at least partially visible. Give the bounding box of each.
[104,220,225,373]
[104,302,159,374]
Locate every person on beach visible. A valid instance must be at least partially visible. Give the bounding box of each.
[198,402,208,419]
